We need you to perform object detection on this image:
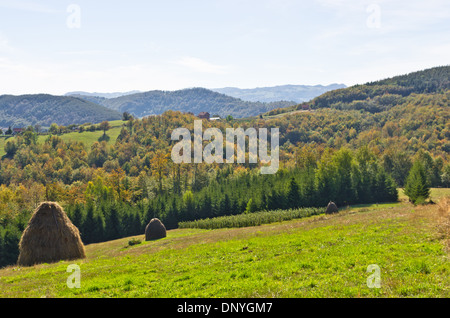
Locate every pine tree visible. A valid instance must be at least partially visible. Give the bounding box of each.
[0,229,4,267]
[286,177,300,209]
[245,198,258,214]
[0,227,20,267]
[70,203,84,230]
[104,202,121,240]
[404,160,430,205]
[81,202,97,244]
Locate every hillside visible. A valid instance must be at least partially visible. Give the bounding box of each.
[266,65,450,116]
[0,195,449,298]
[72,88,296,118]
[212,84,346,103]
[0,94,122,128]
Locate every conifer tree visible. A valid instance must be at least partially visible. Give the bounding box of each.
[404,160,430,205]
[286,177,300,209]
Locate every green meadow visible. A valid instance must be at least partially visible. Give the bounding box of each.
[0,193,448,298]
[0,120,124,157]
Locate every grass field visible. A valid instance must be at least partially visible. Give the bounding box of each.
[0,120,125,157]
[0,189,449,298]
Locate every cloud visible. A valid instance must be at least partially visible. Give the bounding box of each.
[0,33,14,53]
[0,0,60,13]
[175,57,230,74]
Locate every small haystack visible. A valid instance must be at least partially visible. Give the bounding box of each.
[17,202,86,267]
[326,201,339,214]
[145,218,167,241]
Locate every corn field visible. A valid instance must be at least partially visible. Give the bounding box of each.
[178,207,325,229]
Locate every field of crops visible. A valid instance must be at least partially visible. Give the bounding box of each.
[178,207,326,229]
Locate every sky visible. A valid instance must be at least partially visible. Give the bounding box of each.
[0,0,449,95]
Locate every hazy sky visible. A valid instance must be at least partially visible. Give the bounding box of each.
[0,0,449,95]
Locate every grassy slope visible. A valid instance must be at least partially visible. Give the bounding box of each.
[0,190,449,298]
[0,120,124,157]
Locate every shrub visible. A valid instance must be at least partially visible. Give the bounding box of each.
[128,238,142,246]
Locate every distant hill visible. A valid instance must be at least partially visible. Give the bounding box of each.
[65,91,141,99]
[212,84,346,103]
[73,88,297,118]
[0,94,122,128]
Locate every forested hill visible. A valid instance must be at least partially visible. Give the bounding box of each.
[266,65,450,116]
[0,94,122,128]
[71,88,296,118]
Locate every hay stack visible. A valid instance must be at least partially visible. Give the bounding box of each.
[145,218,166,241]
[326,201,339,214]
[17,202,86,267]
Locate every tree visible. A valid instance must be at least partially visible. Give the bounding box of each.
[4,140,18,157]
[373,166,398,202]
[49,123,59,135]
[103,202,121,240]
[122,112,133,121]
[286,177,300,209]
[88,141,109,168]
[315,149,338,206]
[404,160,430,205]
[415,150,441,187]
[245,198,258,214]
[34,124,42,134]
[23,130,37,146]
[69,202,84,230]
[182,190,196,220]
[151,151,169,194]
[382,150,412,187]
[99,121,111,136]
[81,202,98,244]
[0,227,21,267]
[442,163,450,187]
[334,148,357,205]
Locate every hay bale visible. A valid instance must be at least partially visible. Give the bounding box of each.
[326,201,339,214]
[17,202,86,267]
[145,218,166,241]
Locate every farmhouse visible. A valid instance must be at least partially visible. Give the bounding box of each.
[198,112,210,120]
[13,128,24,135]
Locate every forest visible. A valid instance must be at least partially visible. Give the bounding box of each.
[0,66,449,268]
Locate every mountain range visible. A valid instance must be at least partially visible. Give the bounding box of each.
[65,91,141,99]
[0,87,301,128]
[211,84,346,103]
[1,65,447,129]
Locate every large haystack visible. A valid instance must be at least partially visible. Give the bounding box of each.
[326,201,339,214]
[145,218,167,241]
[17,202,86,267]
